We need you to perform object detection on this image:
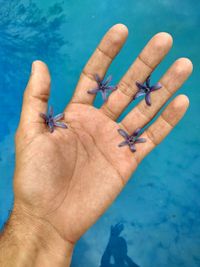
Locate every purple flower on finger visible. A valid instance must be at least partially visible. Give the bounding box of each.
[87,74,117,102]
[118,128,146,152]
[134,75,162,106]
[40,106,67,133]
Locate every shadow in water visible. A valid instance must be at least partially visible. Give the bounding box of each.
[100,223,140,267]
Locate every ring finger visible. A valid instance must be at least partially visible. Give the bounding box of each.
[100,32,173,120]
[120,57,193,134]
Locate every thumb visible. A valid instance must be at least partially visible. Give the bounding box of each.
[18,60,51,136]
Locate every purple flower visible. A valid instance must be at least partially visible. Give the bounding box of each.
[87,74,117,102]
[40,106,67,133]
[134,75,162,106]
[118,128,146,152]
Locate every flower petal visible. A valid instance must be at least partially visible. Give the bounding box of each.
[146,76,151,88]
[48,121,54,133]
[54,122,68,129]
[54,113,64,121]
[151,82,162,91]
[118,140,128,147]
[94,74,101,83]
[133,91,145,99]
[40,113,47,121]
[101,90,107,102]
[87,88,99,94]
[136,81,147,91]
[107,85,117,91]
[118,129,129,139]
[135,138,146,143]
[133,128,141,136]
[145,92,151,106]
[130,144,136,152]
[104,75,112,86]
[49,106,54,117]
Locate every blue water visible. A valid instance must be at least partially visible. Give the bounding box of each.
[0,1,199,266]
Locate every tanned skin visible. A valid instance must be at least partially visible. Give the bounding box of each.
[0,24,193,267]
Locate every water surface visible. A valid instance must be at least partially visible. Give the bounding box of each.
[0,1,199,266]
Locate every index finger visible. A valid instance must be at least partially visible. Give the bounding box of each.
[69,24,128,106]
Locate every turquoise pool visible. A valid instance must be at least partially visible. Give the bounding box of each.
[0,0,199,266]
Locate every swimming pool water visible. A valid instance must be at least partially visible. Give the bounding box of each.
[0,0,199,266]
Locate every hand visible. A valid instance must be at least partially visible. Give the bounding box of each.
[6,24,192,265]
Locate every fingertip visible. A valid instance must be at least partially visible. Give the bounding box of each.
[174,94,190,110]
[140,32,173,69]
[98,24,128,61]
[162,95,190,126]
[107,23,129,46]
[112,23,129,37]
[175,57,193,75]
[152,32,173,51]
[155,32,173,44]
[30,60,51,87]
[32,60,50,75]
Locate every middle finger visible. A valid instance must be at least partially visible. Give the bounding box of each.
[100,32,173,120]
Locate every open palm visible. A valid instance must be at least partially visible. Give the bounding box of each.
[14,24,192,245]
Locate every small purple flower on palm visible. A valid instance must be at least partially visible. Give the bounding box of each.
[40,106,67,133]
[118,128,146,152]
[87,74,117,102]
[134,75,162,106]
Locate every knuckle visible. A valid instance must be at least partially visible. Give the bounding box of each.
[118,80,133,98]
[146,128,158,146]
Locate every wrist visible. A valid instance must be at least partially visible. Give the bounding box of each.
[0,204,74,267]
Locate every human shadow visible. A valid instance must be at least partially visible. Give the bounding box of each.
[100,223,140,267]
